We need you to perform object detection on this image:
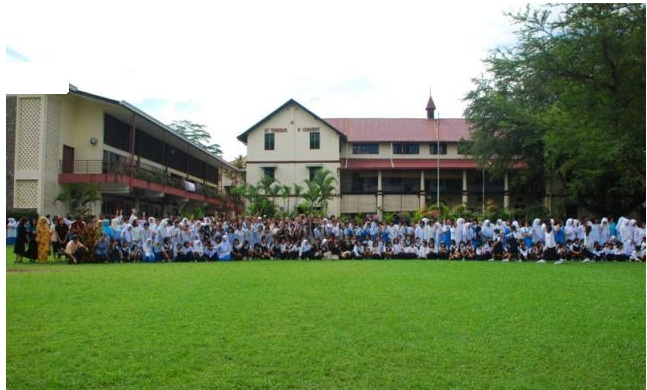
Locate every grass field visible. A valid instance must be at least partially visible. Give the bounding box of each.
[5,246,645,389]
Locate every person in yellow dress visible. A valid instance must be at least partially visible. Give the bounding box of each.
[35,216,51,263]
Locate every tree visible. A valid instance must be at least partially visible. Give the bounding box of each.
[464,4,645,217]
[169,120,223,156]
[280,184,292,213]
[302,169,338,215]
[225,155,247,185]
[54,184,101,216]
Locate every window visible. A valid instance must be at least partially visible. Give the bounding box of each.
[308,166,322,181]
[262,167,275,179]
[264,133,275,150]
[309,132,320,149]
[352,143,379,154]
[430,143,448,155]
[392,143,419,155]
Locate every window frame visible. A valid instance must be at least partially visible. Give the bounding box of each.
[352,143,380,155]
[264,133,275,150]
[392,143,420,155]
[309,132,320,150]
[430,142,448,155]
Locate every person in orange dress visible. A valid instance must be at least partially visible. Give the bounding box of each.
[35,216,51,262]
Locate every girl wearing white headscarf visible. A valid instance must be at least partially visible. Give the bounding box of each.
[531,218,544,244]
[598,217,610,245]
[142,238,156,262]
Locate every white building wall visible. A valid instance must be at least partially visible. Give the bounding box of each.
[245,104,342,216]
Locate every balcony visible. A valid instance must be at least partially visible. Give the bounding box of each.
[59,159,237,209]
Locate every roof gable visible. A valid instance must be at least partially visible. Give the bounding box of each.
[237,99,346,144]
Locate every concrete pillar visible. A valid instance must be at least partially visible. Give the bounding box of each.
[462,169,468,205]
[377,170,383,220]
[419,170,426,210]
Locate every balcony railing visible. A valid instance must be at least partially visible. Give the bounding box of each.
[61,159,229,200]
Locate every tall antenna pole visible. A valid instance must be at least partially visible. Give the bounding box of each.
[436,112,440,208]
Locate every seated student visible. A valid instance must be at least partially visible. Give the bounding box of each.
[603,241,615,261]
[352,239,365,259]
[142,238,156,262]
[629,236,645,262]
[569,238,585,261]
[298,239,312,260]
[159,237,173,262]
[204,241,218,261]
[130,244,143,263]
[369,240,383,259]
[287,238,299,259]
[382,239,393,259]
[557,243,570,262]
[109,239,123,263]
[340,236,353,259]
[449,242,463,260]
[175,242,188,262]
[463,242,476,261]
[437,242,449,260]
[327,237,341,260]
[214,235,232,261]
[403,241,418,259]
[474,241,488,261]
[426,239,438,259]
[517,241,530,262]
[310,239,324,260]
[612,242,628,261]
[231,239,246,261]
[192,235,204,261]
[591,242,605,261]
[529,242,543,261]
[259,238,273,260]
[392,238,404,259]
[489,229,505,261]
[271,238,284,259]
[417,240,431,259]
[63,235,88,264]
[502,229,519,262]
[94,233,110,263]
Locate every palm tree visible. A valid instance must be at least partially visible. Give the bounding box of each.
[267,183,281,213]
[54,184,101,216]
[301,180,321,215]
[280,184,292,213]
[309,169,338,215]
[252,175,280,216]
[231,183,251,212]
[292,183,304,214]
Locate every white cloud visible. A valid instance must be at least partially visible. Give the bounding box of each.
[5,1,523,161]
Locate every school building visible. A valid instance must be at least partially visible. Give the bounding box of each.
[237,97,544,219]
[6,85,241,218]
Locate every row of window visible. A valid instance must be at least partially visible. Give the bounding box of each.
[356,143,448,155]
[264,133,321,150]
[263,134,452,156]
[262,166,322,181]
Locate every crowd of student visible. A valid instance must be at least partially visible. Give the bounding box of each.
[8,210,646,264]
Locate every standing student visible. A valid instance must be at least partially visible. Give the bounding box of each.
[35,216,51,262]
[539,221,562,264]
[13,217,29,263]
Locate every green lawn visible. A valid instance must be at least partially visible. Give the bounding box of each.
[5,246,646,389]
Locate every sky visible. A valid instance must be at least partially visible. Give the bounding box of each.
[4,1,524,162]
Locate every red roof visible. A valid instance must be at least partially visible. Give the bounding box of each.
[342,158,479,170]
[324,118,471,143]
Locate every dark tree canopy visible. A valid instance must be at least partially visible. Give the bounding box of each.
[464,4,645,217]
[169,120,223,156]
